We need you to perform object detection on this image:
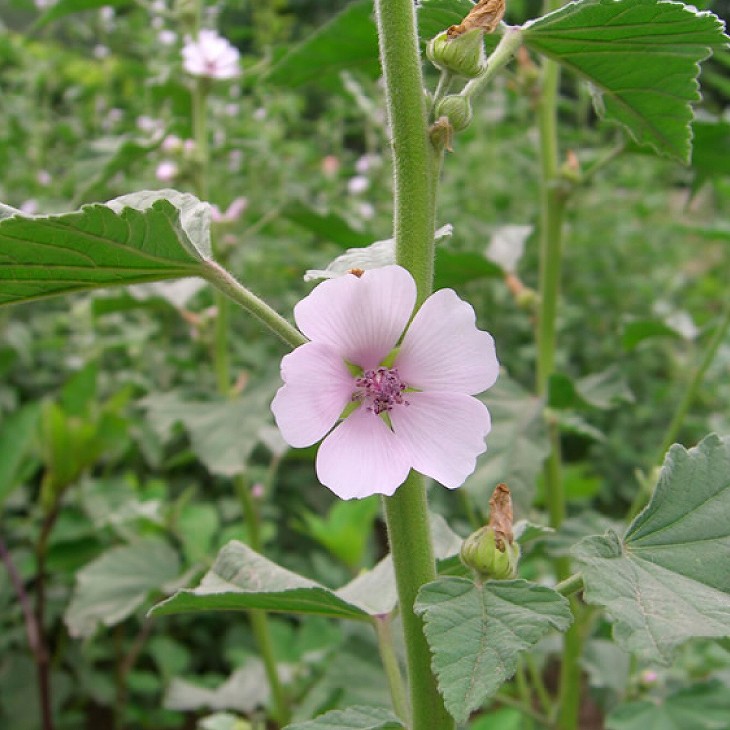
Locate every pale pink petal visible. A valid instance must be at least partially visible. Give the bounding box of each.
[390,391,491,489]
[396,288,499,394]
[316,407,411,499]
[294,265,416,371]
[271,342,354,448]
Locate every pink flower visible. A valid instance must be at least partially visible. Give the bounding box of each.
[271,265,499,499]
[182,30,240,80]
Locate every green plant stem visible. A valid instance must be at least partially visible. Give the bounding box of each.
[525,654,553,718]
[431,70,454,117]
[555,572,583,597]
[382,474,452,730]
[494,692,550,725]
[373,615,410,724]
[626,298,730,521]
[375,0,436,304]
[190,65,290,728]
[534,1,583,724]
[375,0,454,727]
[202,261,306,349]
[462,27,524,100]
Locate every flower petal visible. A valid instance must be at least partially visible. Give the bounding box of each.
[316,408,411,499]
[390,391,491,489]
[294,265,416,371]
[271,342,354,448]
[396,288,499,394]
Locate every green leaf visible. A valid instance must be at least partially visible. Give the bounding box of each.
[606,681,730,730]
[0,403,41,505]
[141,388,274,477]
[164,662,270,714]
[0,191,212,308]
[150,541,371,621]
[522,0,729,162]
[417,0,500,51]
[690,119,730,189]
[415,577,572,722]
[622,318,682,350]
[574,434,730,663]
[284,706,404,730]
[284,201,373,248]
[434,249,502,290]
[34,0,131,28]
[464,376,550,515]
[266,0,380,89]
[65,538,181,638]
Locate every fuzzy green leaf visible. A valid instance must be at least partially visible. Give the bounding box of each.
[65,538,181,638]
[284,706,404,730]
[574,433,730,663]
[523,0,728,162]
[415,577,572,722]
[0,191,211,308]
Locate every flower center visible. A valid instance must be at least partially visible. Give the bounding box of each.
[353,367,408,415]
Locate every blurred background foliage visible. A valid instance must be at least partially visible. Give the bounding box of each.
[0,0,729,727]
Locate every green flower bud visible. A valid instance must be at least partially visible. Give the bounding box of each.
[460,526,521,580]
[435,95,473,132]
[427,29,486,78]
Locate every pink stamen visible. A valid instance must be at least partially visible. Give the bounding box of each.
[353,367,408,414]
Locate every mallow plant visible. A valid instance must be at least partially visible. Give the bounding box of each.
[0,0,729,729]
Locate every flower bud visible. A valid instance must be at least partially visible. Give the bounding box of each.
[426,29,485,78]
[435,95,473,132]
[460,525,521,580]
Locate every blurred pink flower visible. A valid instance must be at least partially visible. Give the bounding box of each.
[211,196,248,223]
[271,265,499,499]
[182,30,240,80]
[155,160,178,182]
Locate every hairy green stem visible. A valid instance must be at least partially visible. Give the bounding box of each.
[375,0,454,727]
[555,572,584,597]
[374,616,410,723]
[461,27,523,100]
[202,262,306,349]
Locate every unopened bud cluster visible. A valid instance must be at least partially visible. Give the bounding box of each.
[427,28,486,78]
[460,525,521,580]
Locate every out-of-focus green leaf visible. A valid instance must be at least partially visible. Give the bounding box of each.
[523,0,728,162]
[284,201,373,247]
[464,375,549,515]
[34,0,131,28]
[415,577,572,723]
[284,706,404,730]
[266,0,380,89]
[690,119,730,190]
[164,662,270,714]
[606,681,730,730]
[434,249,502,290]
[574,434,730,663]
[622,319,683,350]
[299,496,380,569]
[141,388,274,477]
[198,713,252,730]
[65,538,181,637]
[0,191,211,308]
[0,404,41,505]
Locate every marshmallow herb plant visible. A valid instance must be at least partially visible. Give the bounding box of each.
[0,1,728,730]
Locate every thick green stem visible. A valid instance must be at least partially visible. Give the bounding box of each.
[375,0,436,303]
[383,475,452,730]
[375,0,453,727]
[461,28,523,100]
[374,616,410,723]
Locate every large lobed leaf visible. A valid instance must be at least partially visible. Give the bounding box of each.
[0,191,211,308]
[414,577,572,722]
[523,0,728,162]
[574,433,730,663]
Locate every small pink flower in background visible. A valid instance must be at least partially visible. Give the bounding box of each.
[321,155,340,178]
[155,160,178,182]
[36,170,52,186]
[182,30,240,80]
[210,196,248,223]
[161,134,182,153]
[347,175,369,195]
[272,265,499,499]
[158,29,177,46]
